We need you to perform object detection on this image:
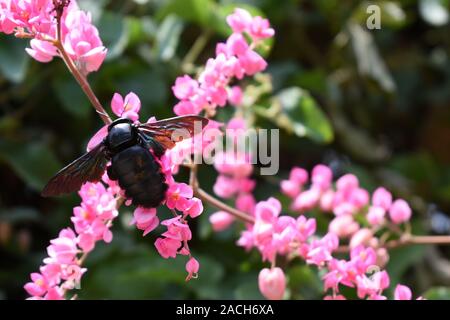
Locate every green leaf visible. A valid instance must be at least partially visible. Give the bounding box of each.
[0,35,29,83]
[423,287,450,300]
[0,140,62,191]
[154,15,184,62]
[156,0,213,26]
[52,73,91,118]
[97,12,129,60]
[259,87,334,144]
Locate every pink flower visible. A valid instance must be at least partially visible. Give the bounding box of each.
[290,167,308,184]
[239,49,267,76]
[25,39,58,63]
[356,271,390,299]
[63,9,107,75]
[367,206,386,226]
[172,75,199,100]
[45,229,78,265]
[280,179,300,198]
[132,207,159,236]
[173,100,202,116]
[336,174,359,193]
[185,257,200,281]
[184,198,203,218]
[236,193,255,214]
[154,237,182,259]
[349,228,374,249]
[226,8,253,33]
[291,188,320,212]
[311,164,333,190]
[226,33,249,56]
[228,86,243,106]
[258,268,286,300]
[394,284,412,300]
[248,16,275,40]
[372,187,392,211]
[213,175,239,199]
[320,190,335,212]
[329,215,360,238]
[24,273,49,297]
[209,211,235,232]
[296,215,316,242]
[166,182,193,211]
[161,216,192,241]
[111,92,141,121]
[389,199,412,224]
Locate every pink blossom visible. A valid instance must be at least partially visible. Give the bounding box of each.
[173,100,202,116]
[356,271,390,299]
[24,273,49,297]
[248,16,275,40]
[320,190,335,212]
[258,268,286,300]
[228,86,243,106]
[336,174,359,193]
[311,164,333,190]
[280,179,300,198]
[161,216,192,241]
[172,75,199,100]
[184,197,203,218]
[226,8,253,33]
[132,207,159,236]
[111,92,141,121]
[296,215,316,242]
[154,237,181,259]
[213,175,239,199]
[389,199,412,224]
[45,228,78,265]
[394,284,412,300]
[291,188,320,212]
[239,49,267,76]
[166,182,193,211]
[236,193,256,214]
[367,206,386,226]
[210,211,235,232]
[349,228,374,249]
[329,215,360,238]
[372,187,392,211]
[290,167,309,184]
[185,257,200,281]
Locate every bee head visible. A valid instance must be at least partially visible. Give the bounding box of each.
[106,118,137,152]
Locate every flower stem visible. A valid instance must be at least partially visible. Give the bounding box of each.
[53,2,111,125]
[195,187,255,224]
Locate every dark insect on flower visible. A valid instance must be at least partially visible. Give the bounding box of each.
[42,115,208,208]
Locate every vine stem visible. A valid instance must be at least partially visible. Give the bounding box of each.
[195,187,255,224]
[53,1,111,125]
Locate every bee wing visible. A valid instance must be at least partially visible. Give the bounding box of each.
[42,143,109,197]
[137,115,208,151]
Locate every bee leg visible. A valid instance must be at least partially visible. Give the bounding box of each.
[106,165,118,180]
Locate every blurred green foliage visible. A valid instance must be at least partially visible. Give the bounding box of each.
[0,0,450,299]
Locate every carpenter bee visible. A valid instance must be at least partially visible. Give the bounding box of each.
[42,115,208,208]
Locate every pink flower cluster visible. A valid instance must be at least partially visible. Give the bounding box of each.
[171,8,274,117]
[211,163,419,299]
[282,164,412,253]
[0,0,106,75]
[24,181,118,299]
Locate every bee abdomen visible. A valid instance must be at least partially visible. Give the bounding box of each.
[109,145,167,208]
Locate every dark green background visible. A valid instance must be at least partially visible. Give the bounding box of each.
[1,0,450,299]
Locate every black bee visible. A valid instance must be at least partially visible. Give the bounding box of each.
[42,115,208,208]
